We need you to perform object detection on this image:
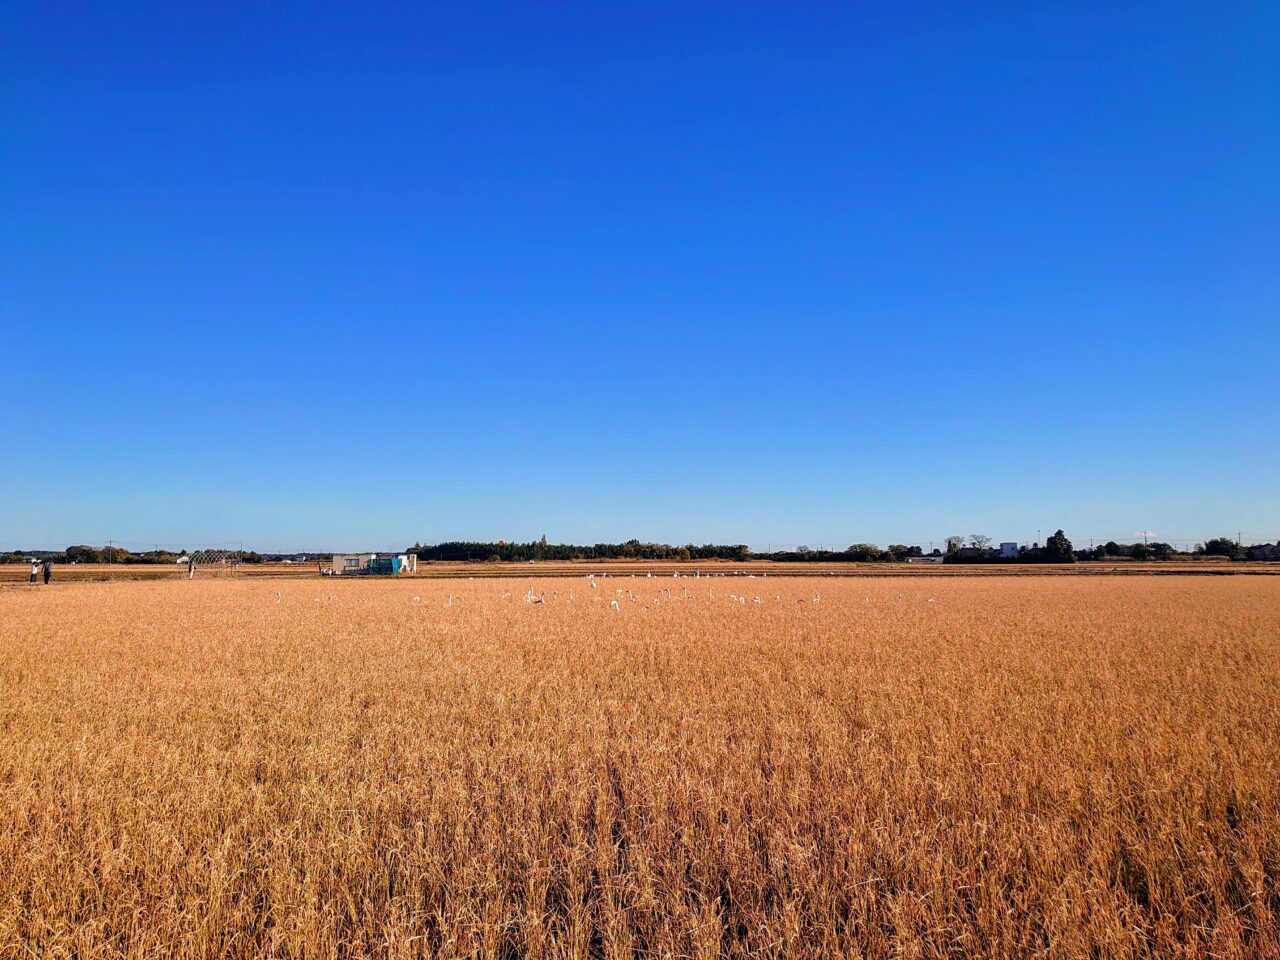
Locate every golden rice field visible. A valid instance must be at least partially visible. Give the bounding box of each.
[1,576,1277,959]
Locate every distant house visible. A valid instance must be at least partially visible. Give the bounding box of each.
[175,554,191,564]
[1246,542,1280,561]
[999,542,1019,559]
[906,555,944,564]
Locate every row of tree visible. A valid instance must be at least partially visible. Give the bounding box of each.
[941,533,1266,562]
[0,546,267,564]
[1068,537,1254,561]
[752,544,926,562]
[407,538,754,563]
[1087,541,1178,560]
[5,534,1268,566]
[407,536,1070,563]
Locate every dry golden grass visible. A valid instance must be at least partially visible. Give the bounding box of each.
[1,576,1277,958]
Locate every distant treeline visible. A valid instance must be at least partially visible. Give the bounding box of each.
[407,539,753,562]
[408,533,1278,564]
[0,545,309,565]
[409,538,1008,563]
[761,544,926,561]
[0,545,178,565]
[5,535,1274,566]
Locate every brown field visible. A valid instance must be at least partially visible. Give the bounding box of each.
[1,576,1277,958]
[3,558,1278,584]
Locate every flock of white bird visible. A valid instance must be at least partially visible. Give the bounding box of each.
[402,572,827,612]
[294,571,939,611]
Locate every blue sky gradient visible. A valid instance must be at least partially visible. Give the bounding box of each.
[4,2,1278,551]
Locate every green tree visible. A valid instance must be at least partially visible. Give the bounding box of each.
[64,544,104,564]
[1043,529,1075,563]
[1200,537,1240,558]
[845,543,883,561]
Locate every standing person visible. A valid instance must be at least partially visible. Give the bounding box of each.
[42,558,52,584]
[30,559,39,584]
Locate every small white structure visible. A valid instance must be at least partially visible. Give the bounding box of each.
[999,542,1019,559]
[175,554,191,564]
[906,555,944,564]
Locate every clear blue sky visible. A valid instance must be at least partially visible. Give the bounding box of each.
[3,2,1277,552]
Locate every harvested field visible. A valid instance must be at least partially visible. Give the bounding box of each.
[2,559,1276,584]
[1,576,1277,958]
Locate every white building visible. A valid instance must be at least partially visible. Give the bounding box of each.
[388,553,418,574]
[906,555,944,563]
[999,542,1019,558]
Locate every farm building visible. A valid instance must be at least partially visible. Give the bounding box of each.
[332,553,375,574]
[999,542,1019,558]
[331,553,418,575]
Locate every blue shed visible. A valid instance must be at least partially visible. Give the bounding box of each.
[365,556,403,576]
